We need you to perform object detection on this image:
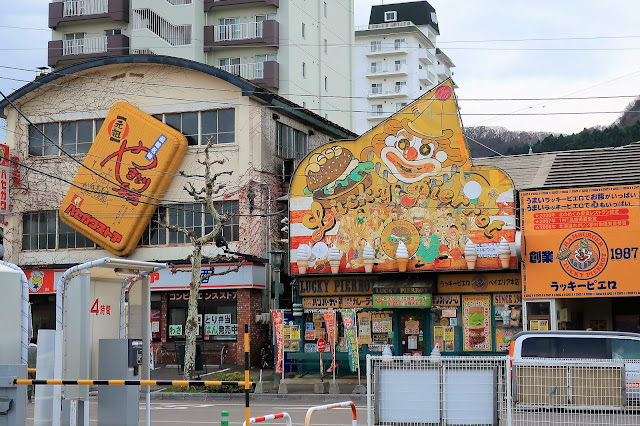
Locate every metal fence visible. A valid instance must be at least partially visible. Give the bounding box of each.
[366,355,640,425]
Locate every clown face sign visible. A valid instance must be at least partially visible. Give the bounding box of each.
[289,80,516,274]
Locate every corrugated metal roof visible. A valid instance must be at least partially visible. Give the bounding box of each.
[472,142,640,191]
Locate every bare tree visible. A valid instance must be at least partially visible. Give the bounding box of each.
[164,142,241,380]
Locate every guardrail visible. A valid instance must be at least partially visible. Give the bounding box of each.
[243,412,292,426]
[305,401,357,426]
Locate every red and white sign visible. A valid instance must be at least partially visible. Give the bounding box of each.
[317,338,327,353]
[25,270,62,294]
[0,144,9,167]
[90,298,111,316]
[271,310,284,374]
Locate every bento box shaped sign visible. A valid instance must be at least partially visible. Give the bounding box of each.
[59,102,188,256]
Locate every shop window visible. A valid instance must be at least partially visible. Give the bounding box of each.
[29,118,104,157]
[153,108,235,146]
[302,312,345,353]
[58,219,95,249]
[168,308,187,338]
[22,211,56,250]
[167,290,238,341]
[61,119,93,154]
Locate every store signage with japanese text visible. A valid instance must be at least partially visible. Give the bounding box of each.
[302,296,372,309]
[432,294,461,306]
[521,185,640,298]
[340,309,359,372]
[0,143,10,214]
[298,276,375,296]
[373,294,432,308]
[204,314,237,336]
[438,273,521,294]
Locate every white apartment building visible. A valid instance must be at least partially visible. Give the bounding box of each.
[353,1,456,135]
[47,0,355,129]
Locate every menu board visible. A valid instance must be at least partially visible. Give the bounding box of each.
[359,312,372,345]
[462,295,492,351]
[496,327,519,351]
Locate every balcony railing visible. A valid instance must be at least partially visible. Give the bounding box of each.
[63,0,108,16]
[355,21,413,32]
[215,22,263,42]
[418,48,436,65]
[63,36,107,56]
[368,85,408,97]
[218,62,264,80]
[133,9,192,46]
[368,63,408,75]
[367,41,408,55]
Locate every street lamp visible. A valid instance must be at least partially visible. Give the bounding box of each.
[269,248,284,389]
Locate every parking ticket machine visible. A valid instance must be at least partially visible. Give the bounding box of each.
[98,339,141,425]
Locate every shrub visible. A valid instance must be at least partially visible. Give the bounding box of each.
[206,372,256,393]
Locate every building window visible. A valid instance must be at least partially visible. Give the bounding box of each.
[29,118,106,157]
[370,40,382,53]
[155,108,235,146]
[28,123,59,156]
[105,29,122,36]
[302,22,305,38]
[371,83,382,95]
[324,76,328,91]
[324,39,327,54]
[256,54,277,64]
[394,59,407,71]
[302,101,306,108]
[22,211,94,250]
[140,202,239,247]
[394,38,406,49]
[371,62,383,73]
[371,104,383,115]
[302,62,306,78]
[395,81,407,93]
[276,122,307,160]
[219,57,241,75]
[61,119,93,155]
[384,11,397,22]
[396,102,408,111]
[324,1,327,17]
[255,14,275,23]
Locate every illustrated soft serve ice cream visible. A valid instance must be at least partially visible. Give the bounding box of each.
[296,244,312,274]
[498,237,511,268]
[396,241,409,272]
[464,238,477,269]
[328,245,342,273]
[363,242,375,273]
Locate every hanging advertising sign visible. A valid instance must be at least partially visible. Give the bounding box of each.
[271,310,284,374]
[462,295,492,352]
[323,310,337,370]
[340,309,359,372]
[438,273,521,294]
[58,102,188,256]
[521,185,640,298]
[373,294,431,308]
[358,312,372,345]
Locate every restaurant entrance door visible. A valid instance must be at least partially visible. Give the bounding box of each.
[400,311,425,355]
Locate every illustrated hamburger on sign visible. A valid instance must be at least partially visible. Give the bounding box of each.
[289,80,517,274]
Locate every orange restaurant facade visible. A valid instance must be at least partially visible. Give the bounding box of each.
[286,81,525,371]
[520,184,640,333]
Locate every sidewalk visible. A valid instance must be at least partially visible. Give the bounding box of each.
[148,363,367,400]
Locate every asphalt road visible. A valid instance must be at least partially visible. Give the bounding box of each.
[26,398,368,425]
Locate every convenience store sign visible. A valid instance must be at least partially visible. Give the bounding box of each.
[373,294,431,308]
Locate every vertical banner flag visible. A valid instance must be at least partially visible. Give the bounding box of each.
[0,143,10,214]
[340,309,359,372]
[271,310,284,374]
[323,310,336,368]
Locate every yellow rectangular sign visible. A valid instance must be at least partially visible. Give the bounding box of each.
[521,185,640,299]
[59,102,188,256]
[437,272,521,294]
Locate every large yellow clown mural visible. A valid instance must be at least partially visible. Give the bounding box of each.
[289,80,516,274]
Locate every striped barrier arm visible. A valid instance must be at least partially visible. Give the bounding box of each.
[305,401,357,426]
[14,379,253,387]
[243,412,292,426]
[27,368,36,374]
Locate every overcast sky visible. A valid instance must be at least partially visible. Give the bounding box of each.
[2,0,640,138]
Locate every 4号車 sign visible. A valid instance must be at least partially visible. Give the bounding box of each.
[521,185,640,299]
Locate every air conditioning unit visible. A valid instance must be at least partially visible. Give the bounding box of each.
[255,313,271,324]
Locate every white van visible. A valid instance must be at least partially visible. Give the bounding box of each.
[509,331,640,402]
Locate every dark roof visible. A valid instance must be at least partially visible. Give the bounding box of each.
[369,1,439,33]
[0,55,356,140]
[472,142,640,191]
